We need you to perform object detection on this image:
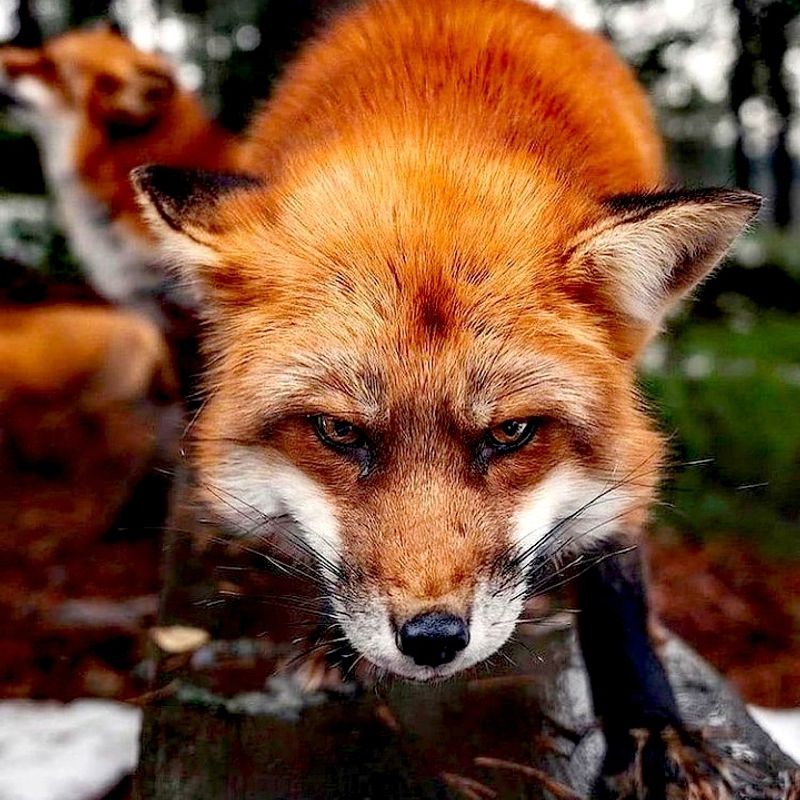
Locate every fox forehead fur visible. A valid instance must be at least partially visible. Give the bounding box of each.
[134,0,759,679]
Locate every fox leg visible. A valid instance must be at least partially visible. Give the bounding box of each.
[576,540,719,798]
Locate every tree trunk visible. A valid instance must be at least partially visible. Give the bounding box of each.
[762,2,796,229]
[731,0,759,192]
[11,0,42,46]
[67,0,111,27]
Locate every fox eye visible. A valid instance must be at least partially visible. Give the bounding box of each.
[312,414,367,450]
[95,74,121,95]
[485,418,541,453]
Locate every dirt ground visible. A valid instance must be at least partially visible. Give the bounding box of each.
[649,532,800,708]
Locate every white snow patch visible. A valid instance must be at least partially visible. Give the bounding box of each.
[0,699,142,800]
[749,706,800,763]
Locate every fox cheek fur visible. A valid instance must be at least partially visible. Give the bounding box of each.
[132,0,759,691]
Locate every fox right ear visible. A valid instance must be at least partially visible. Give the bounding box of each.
[131,166,262,293]
[571,187,760,357]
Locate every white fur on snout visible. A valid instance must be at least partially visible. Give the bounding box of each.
[510,464,633,568]
[207,446,342,575]
[341,465,635,682]
[334,579,525,681]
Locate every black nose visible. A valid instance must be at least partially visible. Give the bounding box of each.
[397,612,469,667]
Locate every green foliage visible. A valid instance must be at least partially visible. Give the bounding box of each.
[742,227,800,278]
[643,314,800,555]
[0,194,82,279]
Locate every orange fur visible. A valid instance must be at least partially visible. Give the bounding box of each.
[199,0,666,555]
[0,304,175,401]
[134,0,757,678]
[242,0,663,193]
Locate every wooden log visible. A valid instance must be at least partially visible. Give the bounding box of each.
[133,506,798,799]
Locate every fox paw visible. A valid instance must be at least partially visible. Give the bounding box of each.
[593,723,780,800]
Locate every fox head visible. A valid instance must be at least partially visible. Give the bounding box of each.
[133,154,758,680]
[0,23,175,133]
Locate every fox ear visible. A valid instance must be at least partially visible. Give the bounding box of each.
[0,46,49,75]
[131,166,262,293]
[574,188,761,354]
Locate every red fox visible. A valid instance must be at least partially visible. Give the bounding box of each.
[133,0,759,792]
[0,24,238,306]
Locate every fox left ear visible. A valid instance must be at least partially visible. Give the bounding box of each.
[131,165,262,296]
[0,45,51,76]
[573,188,761,354]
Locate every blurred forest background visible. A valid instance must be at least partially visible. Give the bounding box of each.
[0,0,798,712]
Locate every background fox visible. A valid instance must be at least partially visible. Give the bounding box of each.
[133,0,759,795]
[0,23,239,307]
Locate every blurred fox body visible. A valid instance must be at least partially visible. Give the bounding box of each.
[135,0,757,682]
[0,304,174,402]
[0,26,238,304]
